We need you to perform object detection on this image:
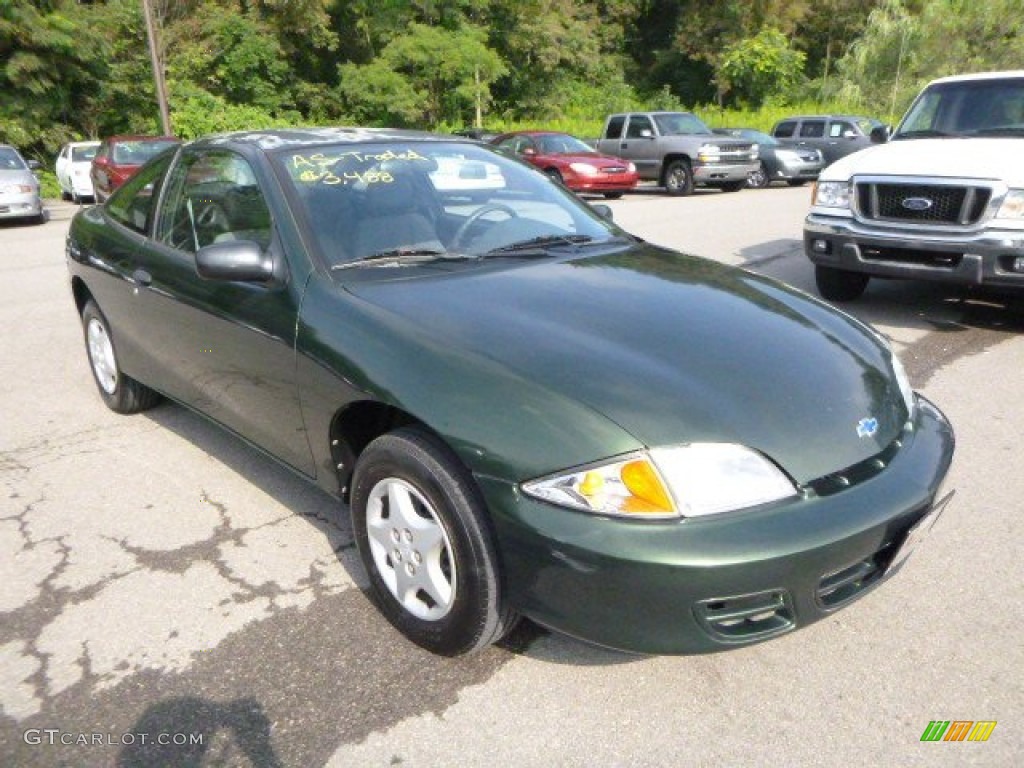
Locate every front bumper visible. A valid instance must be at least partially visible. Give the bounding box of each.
[480,396,954,654]
[805,212,1024,289]
[694,161,759,185]
[569,173,640,194]
[774,156,824,181]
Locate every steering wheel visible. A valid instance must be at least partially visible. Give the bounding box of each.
[195,200,230,232]
[451,204,518,250]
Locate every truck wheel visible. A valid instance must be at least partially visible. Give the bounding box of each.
[747,162,770,189]
[663,160,694,196]
[815,265,869,302]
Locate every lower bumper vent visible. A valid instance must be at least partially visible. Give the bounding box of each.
[816,539,899,609]
[695,589,795,643]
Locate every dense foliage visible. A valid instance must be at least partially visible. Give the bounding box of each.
[3,0,1023,166]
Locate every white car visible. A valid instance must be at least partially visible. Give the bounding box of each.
[56,140,100,204]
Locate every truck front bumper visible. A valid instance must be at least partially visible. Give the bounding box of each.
[805,213,1024,289]
[694,161,759,185]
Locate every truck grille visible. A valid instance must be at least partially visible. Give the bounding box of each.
[855,181,991,225]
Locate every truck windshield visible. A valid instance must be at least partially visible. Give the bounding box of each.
[895,77,1024,139]
[653,113,712,136]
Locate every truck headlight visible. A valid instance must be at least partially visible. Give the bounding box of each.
[813,181,851,209]
[996,189,1024,220]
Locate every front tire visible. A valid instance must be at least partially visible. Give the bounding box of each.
[815,265,869,302]
[747,162,770,189]
[662,159,694,196]
[351,427,517,655]
[81,300,161,413]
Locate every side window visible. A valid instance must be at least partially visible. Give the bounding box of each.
[830,121,853,138]
[799,121,826,138]
[156,150,272,253]
[625,115,653,139]
[605,116,625,139]
[773,121,796,138]
[106,152,175,235]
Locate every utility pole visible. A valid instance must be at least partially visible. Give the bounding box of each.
[142,0,172,135]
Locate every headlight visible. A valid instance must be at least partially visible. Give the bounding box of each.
[889,348,916,419]
[813,181,851,209]
[996,189,1024,220]
[568,163,599,177]
[522,443,798,520]
[697,144,721,163]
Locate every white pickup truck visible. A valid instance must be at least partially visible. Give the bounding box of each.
[804,71,1024,301]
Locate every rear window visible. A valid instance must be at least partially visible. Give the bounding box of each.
[72,146,98,162]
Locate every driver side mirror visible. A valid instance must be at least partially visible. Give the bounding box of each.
[196,240,275,283]
[869,125,891,143]
[27,159,41,171]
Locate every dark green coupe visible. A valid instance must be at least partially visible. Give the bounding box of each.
[66,128,954,656]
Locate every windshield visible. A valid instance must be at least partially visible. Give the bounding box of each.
[0,147,27,170]
[112,139,179,164]
[895,77,1024,138]
[535,134,596,154]
[653,112,712,136]
[275,141,625,269]
[72,145,99,162]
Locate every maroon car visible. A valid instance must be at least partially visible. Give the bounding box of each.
[491,131,639,198]
[90,135,180,203]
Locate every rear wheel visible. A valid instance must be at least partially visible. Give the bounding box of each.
[351,427,517,655]
[81,300,161,413]
[815,265,869,302]
[662,159,694,196]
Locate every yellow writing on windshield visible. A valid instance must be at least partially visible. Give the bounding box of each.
[291,149,430,185]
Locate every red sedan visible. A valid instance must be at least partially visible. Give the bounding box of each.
[491,131,638,198]
[90,135,180,203]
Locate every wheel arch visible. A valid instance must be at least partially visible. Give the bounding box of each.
[659,153,692,184]
[71,276,94,316]
[329,400,442,501]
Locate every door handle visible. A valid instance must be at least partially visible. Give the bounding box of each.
[132,268,152,287]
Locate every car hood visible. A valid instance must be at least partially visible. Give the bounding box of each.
[821,137,1024,182]
[0,169,37,187]
[344,245,907,484]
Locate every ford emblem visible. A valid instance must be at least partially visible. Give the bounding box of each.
[901,196,933,211]
[856,417,879,438]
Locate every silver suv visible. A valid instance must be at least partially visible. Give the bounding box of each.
[772,115,883,165]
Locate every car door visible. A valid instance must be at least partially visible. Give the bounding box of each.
[794,119,827,159]
[823,119,867,163]
[617,115,660,178]
[129,147,315,475]
[56,146,70,193]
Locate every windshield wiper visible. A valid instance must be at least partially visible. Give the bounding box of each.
[484,234,598,256]
[969,126,1024,137]
[332,249,475,270]
[892,129,954,139]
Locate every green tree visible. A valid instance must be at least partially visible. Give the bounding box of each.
[339,22,506,127]
[718,28,806,108]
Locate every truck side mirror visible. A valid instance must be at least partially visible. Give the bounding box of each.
[869,125,890,143]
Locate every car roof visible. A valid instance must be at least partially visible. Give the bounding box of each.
[927,70,1024,85]
[102,134,180,143]
[190,127,472,153]
[773,115,874,123]
[66,140,101,147]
